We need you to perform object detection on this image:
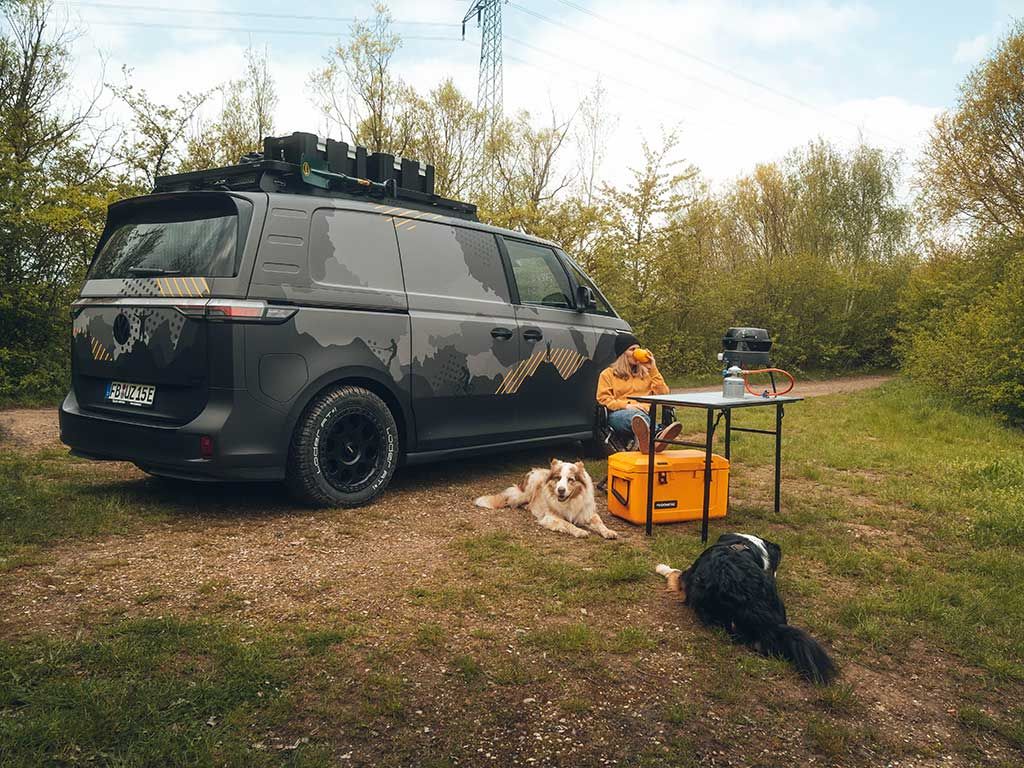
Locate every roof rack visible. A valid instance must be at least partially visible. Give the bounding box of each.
[152,131,478,220]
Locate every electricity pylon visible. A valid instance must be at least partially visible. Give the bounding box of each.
[462,1,503,127]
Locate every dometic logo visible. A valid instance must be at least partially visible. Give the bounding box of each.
[654,500,678,509]
[113,313,131,345]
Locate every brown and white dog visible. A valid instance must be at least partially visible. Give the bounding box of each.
[475,459,618,540]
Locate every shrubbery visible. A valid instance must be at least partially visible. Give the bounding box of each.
[899,238,1024,424]
[898,23,1024,425]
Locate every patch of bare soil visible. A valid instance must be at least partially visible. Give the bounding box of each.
[0,407,61,451]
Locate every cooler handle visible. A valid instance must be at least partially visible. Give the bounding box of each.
[611,475,630,507]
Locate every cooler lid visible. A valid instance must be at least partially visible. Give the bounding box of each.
[607,450,730,474]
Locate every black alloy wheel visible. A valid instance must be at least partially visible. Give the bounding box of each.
[288,385,399,507]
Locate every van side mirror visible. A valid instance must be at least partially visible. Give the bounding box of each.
[576,285,597,311]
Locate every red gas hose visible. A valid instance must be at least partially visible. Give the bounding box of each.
[741,368,796,397]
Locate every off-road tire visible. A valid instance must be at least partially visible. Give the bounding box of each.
[287,385,399,507]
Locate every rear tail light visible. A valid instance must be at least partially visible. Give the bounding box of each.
[175,300,296,323]
[199,435,214,458]
[70,298,296,323]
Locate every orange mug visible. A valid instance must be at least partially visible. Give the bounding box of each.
[633,348,651,363]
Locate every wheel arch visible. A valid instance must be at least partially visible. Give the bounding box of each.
[285,366,413,456]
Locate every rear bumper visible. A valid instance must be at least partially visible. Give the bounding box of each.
[59,388,287,481]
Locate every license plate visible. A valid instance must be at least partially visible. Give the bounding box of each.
[105,381,156,407]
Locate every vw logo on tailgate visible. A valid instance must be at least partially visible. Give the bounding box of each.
[112,313,131,345]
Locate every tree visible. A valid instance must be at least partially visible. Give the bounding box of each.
[308,2,416,155]
[184,44,277,170]
[407,79,485,199]
[0,0,123,401]
[918,22,1024,237]
[575,79,617,207]
[109,67,209,187]
[481,107,578,234]
[901,22,1024,422]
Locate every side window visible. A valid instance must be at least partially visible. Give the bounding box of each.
[563,257,614,316]
[310,209,403,291]
[504,239,573,309]
[398,221,510,303]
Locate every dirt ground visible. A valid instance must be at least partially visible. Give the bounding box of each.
[6,373,1020,767]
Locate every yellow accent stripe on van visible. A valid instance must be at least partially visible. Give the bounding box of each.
[155,276,210,297]
[90,337,112,361]
[496,347,590,394]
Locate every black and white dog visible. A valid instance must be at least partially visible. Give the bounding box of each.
[657,532,837,685]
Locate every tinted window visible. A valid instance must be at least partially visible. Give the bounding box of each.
[398,222,509,302]
[563,257,614,315]
[310,209,403,291]
[504,239,573,309]
[90,197,246,279]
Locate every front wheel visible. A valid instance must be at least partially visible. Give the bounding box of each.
[287,386,399,507]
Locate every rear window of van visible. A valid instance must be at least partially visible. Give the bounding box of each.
[89,195,250,279]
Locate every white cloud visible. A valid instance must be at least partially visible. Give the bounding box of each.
[60,0,940,196]
[954,33,991,64]
[728,1,878,48]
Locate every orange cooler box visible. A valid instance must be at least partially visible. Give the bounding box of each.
[606,450,730,525]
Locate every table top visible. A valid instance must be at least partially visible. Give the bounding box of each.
[632,391,804,409]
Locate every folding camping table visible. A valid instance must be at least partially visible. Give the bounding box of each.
[630,392,803,542]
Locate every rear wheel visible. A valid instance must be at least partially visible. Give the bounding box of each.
[287,385,399,507]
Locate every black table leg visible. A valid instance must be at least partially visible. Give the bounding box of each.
[645,404,658,536]
[774,403,784,515]
[724,408,731,516]
[724,409,731,460]
[701,408,714,544]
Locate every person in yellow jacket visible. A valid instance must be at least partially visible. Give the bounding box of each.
[597,333,682,454]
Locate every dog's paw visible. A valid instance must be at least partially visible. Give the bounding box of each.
[601,529,619,539]
[571,528,590,538]
[473,496,493,509]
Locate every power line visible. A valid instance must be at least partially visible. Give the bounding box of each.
[550,0,901,144]
[66,1,461,27]
[506,2,790,125]
[73,17,461,40]
[502,36,759,136]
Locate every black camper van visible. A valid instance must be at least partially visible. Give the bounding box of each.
[59,133,632,506]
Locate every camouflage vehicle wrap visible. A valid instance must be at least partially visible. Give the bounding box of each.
[60,189,631,502]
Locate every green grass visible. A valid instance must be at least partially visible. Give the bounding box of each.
[0,617,306,767]
[0,450,165,568]
[3,380,1024,765]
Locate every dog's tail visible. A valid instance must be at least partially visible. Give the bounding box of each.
[655,564,684,592]
[475,470,541,510]
[474,487,521,509]
[758,624,837,685]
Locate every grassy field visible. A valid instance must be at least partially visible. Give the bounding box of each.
[1,381,1023,767]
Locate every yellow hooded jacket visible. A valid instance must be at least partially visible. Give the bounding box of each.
[596,364,670,412]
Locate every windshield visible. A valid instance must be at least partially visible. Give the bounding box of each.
[89,197,245,279]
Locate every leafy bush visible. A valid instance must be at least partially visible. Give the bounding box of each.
[899,240,1024,425]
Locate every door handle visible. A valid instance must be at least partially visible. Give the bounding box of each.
[522,328,543,342]
[490,327,514,340]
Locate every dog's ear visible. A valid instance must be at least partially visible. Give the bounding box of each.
[574,460,586,474]
[764,540,782,572]
[550,457,561,470]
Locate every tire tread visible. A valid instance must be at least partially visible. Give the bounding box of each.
[286,385,398,507]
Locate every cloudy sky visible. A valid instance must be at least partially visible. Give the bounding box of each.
[56,0,1024,190]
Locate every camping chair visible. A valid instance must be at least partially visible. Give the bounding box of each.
[595,404,678,456]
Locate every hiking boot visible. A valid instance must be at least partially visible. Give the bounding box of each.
[655,422,683,452]
[631,414,651,454]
